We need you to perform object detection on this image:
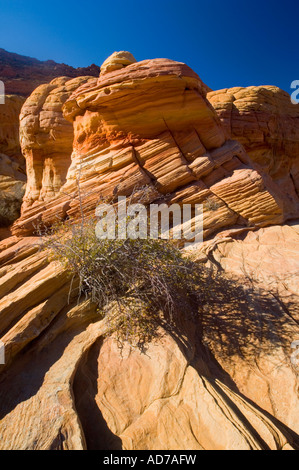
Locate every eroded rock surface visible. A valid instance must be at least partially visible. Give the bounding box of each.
[0,53,298,450]
[0,94,25,164]
[19,76,97,211]
[13,58,291,238]
[0,95,26,228]
[208,86,299,219]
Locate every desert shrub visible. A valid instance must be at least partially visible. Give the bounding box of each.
[203,197,222,212]
[37,180,294,362]
[42,216,203,349]
[40,213,294,363]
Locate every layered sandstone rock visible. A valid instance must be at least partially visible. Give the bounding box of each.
[0,95,26,228]
[0,94,25,164]
[0,232,298,450]
[208,86,299,219]
[0,153,26,227]
[100,51,137,74]
[0,47,100,228]
[196,222,299,435]
[0,53,298,450]
[13,56,290,237]
[19,75,97,212]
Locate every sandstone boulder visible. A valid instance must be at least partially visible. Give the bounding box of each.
[0,153,26,227]
[100,51,137,74]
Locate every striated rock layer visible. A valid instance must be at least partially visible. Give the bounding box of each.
[0,94,25,164]
[0,95,26,228]
[13,57,293,238]
[19,75,97,210]
[0,53,298,450]
[208,86,299,218]
[0,153,26,228]
[0,232,298,450]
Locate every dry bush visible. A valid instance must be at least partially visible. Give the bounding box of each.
[41,215,204,350]
[37,184,295,358]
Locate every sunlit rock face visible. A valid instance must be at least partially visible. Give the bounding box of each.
[13,55,289,237]
[15,75,97,229]
[208,86,299,219]
[0,53,298,450]
[0,232,298,450]
[0,94,25,164]
[0,95,26,228]
[0,153,26,228]
[100,50,137,74]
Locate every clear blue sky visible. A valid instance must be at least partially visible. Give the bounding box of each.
[0,0,297,92]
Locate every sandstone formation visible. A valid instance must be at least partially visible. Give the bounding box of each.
[18,75,97,212]
[197,221,299,435]
[0,95,26,229]
[0,52,298,450]
[0,48,101,97]
[13,57,291,238]
[208,86,299,219]
[0,94,25,164]
[100,51,137,74]
[0,47,101,227]
[0,232,298,450]
[0,153,26,228]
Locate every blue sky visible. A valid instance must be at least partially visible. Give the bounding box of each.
[0,0,297,92]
